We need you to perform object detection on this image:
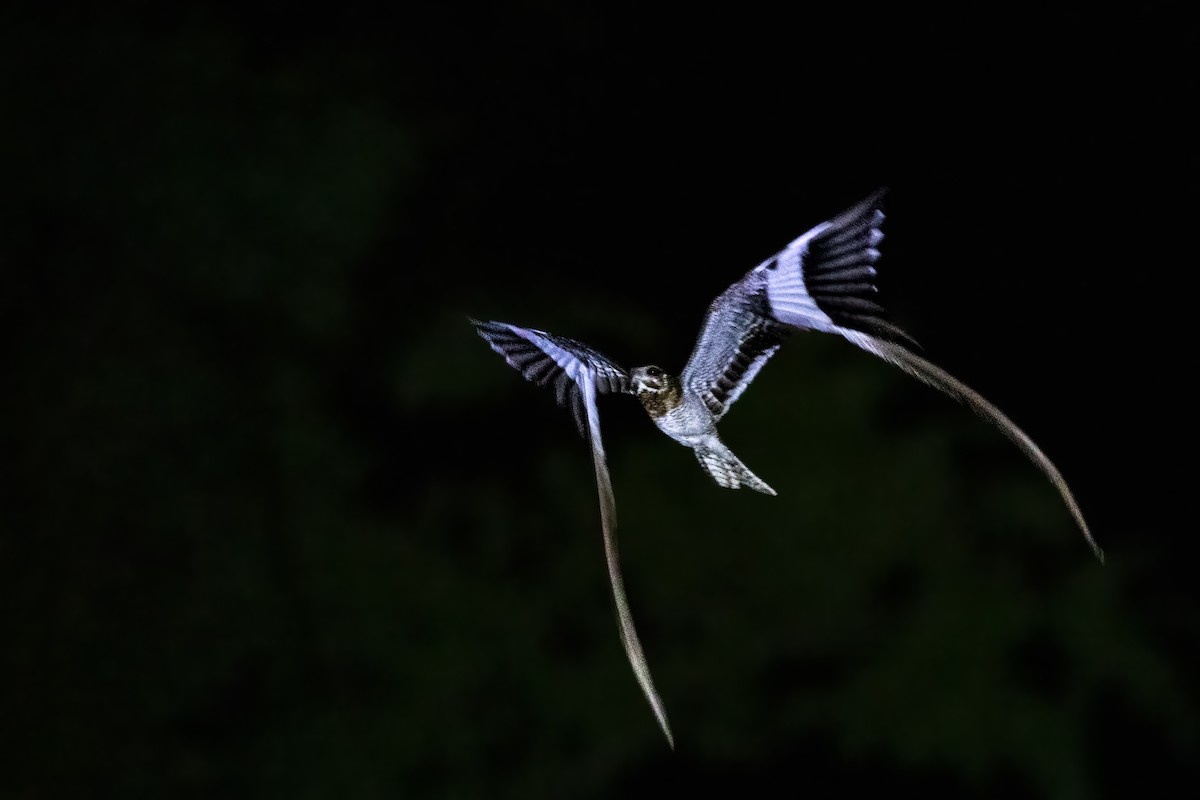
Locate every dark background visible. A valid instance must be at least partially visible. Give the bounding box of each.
[3,3,1196,797]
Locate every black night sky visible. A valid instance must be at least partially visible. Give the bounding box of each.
[3,3,1196,798]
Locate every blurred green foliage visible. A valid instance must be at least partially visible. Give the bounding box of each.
[2,5,1195,799]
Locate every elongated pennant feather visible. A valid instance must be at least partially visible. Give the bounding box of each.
[472,319,674,746]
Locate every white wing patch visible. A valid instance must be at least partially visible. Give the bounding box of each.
[758,232,838,333]
[472,320,632,437]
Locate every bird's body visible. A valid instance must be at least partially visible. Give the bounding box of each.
[471,188,1101,748]
[630,364,777,496]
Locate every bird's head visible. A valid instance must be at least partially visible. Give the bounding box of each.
[631,365,671,395]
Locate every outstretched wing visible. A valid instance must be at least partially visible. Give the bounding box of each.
[472,320,633,436]
[760,187,915,345]
[472,319,675,746]
[683,190,909,421]
[681,280,788,421]
[686,189,1102,561]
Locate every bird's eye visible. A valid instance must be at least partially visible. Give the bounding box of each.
[647,367,662,377]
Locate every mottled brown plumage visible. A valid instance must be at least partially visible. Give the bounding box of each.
[636,373,682,418]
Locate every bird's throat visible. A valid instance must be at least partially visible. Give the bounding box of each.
[638,377,682,419]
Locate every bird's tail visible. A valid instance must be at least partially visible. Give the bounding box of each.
[694,439,777,496]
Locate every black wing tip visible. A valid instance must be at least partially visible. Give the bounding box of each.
[471,318,524,344]
[833,187,888,227]
[863,186,888,208]
[469,316,500,331]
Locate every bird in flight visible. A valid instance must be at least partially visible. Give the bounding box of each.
[472,188,1101,748]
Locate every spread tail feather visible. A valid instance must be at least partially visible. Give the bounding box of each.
[695,440,777,496]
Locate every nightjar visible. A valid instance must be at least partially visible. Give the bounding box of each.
[472,188,1101,748]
